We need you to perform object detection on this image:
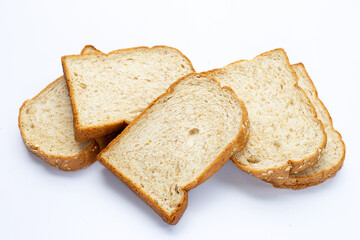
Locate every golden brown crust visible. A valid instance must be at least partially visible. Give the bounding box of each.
[268,63,345,189]
[62,45,195,142]
[18,77,100,171]
[80,45,102,55]
[97,73,249,224]
[202,48,327,183]
[272,153,344,189]
[74,121,128,142]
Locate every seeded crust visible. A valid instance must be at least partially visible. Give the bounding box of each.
[270,63,345,189]
[98,74,249,224]
[202,49,327,183]
[62,46,195,141]
[18,45,103,171]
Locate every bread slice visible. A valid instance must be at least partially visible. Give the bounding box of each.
[269,63,345,189]
[203,49,327,182]
[62,46,195,141]
[18,45,102,171]
[97,74,249,224]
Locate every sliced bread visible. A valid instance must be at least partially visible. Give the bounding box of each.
[62,46,195,141]
[270,63,345,189]
[97,73,249,224]
[203,49,327,183]
[18,45,102,171]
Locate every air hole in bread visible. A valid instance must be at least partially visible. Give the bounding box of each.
[175,185,180,194]
[247,155,261,163]
[189,128,200,135]
[181,64,185,69]
[74,72,79,77]
[79,83,87,89]
[273,141,281,148]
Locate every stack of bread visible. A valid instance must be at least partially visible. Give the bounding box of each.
[18,45,345,224]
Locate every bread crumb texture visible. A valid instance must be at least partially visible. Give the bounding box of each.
[204,49,326,175]
[270,64,345,188]
[63,46,195,136]
[99,74,247,223]
[19,78,92,156]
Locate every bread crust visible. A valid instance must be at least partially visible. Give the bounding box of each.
[18,77,100,171]
[269,63,345,189]
[80,45,102,55]
[62,46,196,142]
[273,154,344,189]
[98,73,249,224]
[202,49,327,184]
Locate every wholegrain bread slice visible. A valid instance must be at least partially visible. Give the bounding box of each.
[98,73,249,224]
[62,46,195,141]
[203,49,327,183]
[269,63,345,189]
[18,46,103,171]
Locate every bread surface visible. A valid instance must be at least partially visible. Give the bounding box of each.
[270,63,345,189]
[62,46,195,141]
[18,46,102,171]
[98,73,249,224]
[203,49,327,182]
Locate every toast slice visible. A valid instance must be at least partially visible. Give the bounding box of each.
[203,49,327,183]
[62,46,195,141]
[18,46,102,171]
[98,74,249,224]
[269,63,345,189]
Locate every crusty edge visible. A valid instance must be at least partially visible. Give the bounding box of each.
[182,83,249,191]
[270,63,345,189]
[80,45,102,55]
[97,73,249,224]
[62,45,195,142]
[18,77,100,171]
[201,48,327,183]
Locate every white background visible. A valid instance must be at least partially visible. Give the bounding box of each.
[1,0,359,239]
